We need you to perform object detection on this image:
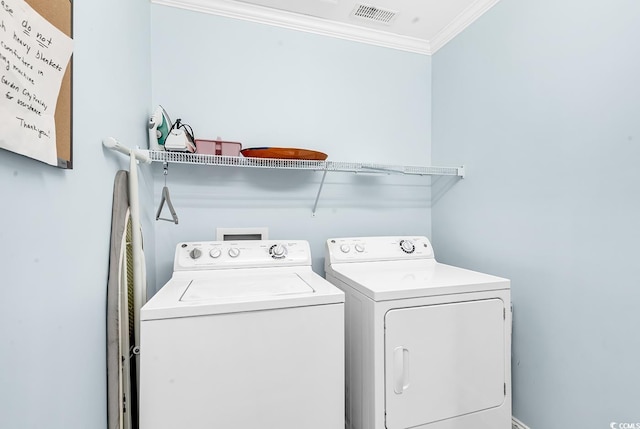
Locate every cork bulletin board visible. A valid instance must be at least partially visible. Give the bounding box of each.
[0,0,73,168]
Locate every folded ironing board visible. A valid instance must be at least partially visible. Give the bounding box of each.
[106,170,139,429]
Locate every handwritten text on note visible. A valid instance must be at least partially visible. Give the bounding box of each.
[0,0,73,166]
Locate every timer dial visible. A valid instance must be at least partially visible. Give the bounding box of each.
[189,248,202,259]
[269,244,287,259]
[400,240,415,254]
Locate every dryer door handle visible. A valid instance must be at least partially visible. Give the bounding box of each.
[393,346,410,394]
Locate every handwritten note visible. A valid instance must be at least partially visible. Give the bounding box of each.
[0,0,73,166]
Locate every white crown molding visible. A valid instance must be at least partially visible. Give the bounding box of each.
[153,0,432,54]
[429,0,502,53]
[152,0,501,55]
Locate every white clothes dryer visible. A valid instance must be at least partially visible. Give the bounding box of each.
[140,240,345,429]
[325,236,511,429]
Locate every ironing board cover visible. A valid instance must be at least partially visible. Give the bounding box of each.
[106,171,139,429]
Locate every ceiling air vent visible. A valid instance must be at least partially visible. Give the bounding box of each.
[351,4,398,25]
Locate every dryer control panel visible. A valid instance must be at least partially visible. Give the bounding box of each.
[326,236,435,264]
[174,240,312,271]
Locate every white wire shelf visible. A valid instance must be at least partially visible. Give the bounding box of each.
[146,150,464,215]
[147,150,464,177]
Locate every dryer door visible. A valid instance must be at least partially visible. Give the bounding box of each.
[384,299,506,429]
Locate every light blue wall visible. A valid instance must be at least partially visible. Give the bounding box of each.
[10,1,636,427]
[432,0,640,427]
[150,6,432,285]
[0,1,152,428]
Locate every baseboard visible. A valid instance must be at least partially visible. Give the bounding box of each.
[512,417,531,429]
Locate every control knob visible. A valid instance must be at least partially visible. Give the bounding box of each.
[269,244,287,259]
[189,248,202,259]
[209,248,222,259]
[228,247,240,258]
[354,244,365,253]
[400,239,415,254]
[340,244,350,253]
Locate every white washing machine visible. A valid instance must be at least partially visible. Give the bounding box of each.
[324,236,511,429]
[140,240,345,429]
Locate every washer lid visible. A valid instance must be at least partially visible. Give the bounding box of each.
[327,259,509,301]
[141,267,344,320]
[182,272,314,301]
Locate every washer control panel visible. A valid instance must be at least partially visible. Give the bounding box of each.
[326,236,435,264]
[174,240,311,270]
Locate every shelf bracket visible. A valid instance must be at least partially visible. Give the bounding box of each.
[103,137,151,164]
[312,169,329,217]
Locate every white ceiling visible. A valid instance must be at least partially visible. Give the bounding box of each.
[153,0,502,54]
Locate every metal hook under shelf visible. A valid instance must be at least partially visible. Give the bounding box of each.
[156,162,179,224]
